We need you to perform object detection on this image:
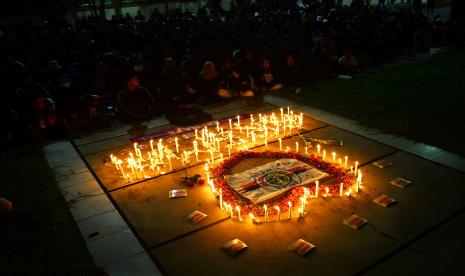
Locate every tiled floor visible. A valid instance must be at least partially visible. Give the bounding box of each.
[44,97,465,275]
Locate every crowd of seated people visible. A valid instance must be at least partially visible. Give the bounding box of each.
[0,0,463,145]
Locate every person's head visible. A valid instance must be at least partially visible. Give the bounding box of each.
[133,61,144,72]
[224,58,234,71]
[202,61,216,74]
[162,58,176,73]
[60,75,72,89]
[127,75,140,91]
[262,58,271,69]
[286,55,295,66]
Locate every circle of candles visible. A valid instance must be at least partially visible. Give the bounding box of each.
[236,206,242,221]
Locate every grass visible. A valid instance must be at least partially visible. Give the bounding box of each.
[289,51,465,157]
[0,146,98,275]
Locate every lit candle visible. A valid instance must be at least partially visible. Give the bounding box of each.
[220,153,223,161]
[299,113,303,128]
[220,127,224,137]
[175,137,179,153]
[219,188,223,209]
[325,187,329,197]
[204,162,209,172]
[246,126,249,138]
[250,114,254,125]
[229,131,233,146]
[252,132,256,145]
[279,138,282,151]
[193,140,199,161]
[216,121,220,132]
[296,141,299,153]
[305,147,308,155]
[280,107,284,122]
[249,213,257,223]
[236,206,242,221]
[315,181,319,198]
[133,143,138,155]
[317,144,321,156]
[120,167,126,178]
[338,158,342,166]
[264,205,268,222]
[228,144,231,156]
[288,201,292,219]
[275,206,281,221]
[264,126,268,145]
[237,115,240,126]
[229,119,232,130]
[287,106,290,115]
[344,156,348,169]
[229,204,233,218]
[195,129,198,140]
[168,156,172,171]
[300,197,305,212]
[206,172,210,184]
[340,183,344,197]
[356,172,362,192]
[323,150,326,161]
[332,152,336,163]
[210,148,214,163]
[354,161,358,176]
[150,139,154,152]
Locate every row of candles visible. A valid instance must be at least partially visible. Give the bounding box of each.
[109,107,304,182]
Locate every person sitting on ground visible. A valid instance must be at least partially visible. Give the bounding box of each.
[256,58,283,92]
[25,95,71,142]
[195,61,221,104]
[68,94,111,131]
[338,49,360,75]
[218,59,254,98]
[117,75,156,121]
[159,58,211,125]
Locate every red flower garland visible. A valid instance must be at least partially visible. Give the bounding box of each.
[212,151,354,217]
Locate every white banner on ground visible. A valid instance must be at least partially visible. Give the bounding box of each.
[225,159,328,204]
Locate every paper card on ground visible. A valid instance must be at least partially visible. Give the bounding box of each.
[343,214,368,230]
[373,194,397,207]
[373,160,393,168]
[221,239,248,256]
[288,239,316,256]
[225,158,328,204]
[169,189,187,198]
[390,177,412,188]
[185,211,207,224]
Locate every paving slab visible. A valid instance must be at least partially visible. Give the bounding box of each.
[409,211,465,273]
[77,209,129,243]
[104,251,162,276]
[86,229,144,267]
[151,197,400,276]
[109,163,230,248]
[325,151,465,244]
[364,247,457,275]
